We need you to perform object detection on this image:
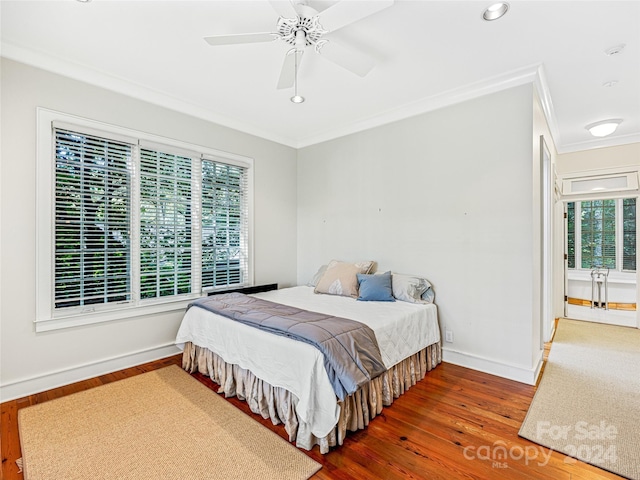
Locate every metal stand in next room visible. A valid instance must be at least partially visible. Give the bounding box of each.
[590,267,609,310]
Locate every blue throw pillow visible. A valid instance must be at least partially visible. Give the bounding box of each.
[357,271,395,302]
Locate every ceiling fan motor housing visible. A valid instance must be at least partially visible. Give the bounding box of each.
[277,15,325,49]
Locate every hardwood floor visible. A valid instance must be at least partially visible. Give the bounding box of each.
[1,353,624,480]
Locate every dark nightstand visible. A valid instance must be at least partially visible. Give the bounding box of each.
[207,283,278,296]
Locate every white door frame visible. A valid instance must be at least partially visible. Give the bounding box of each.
[540,136,554,345]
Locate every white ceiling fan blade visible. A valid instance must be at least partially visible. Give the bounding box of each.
[268,0,298,19]
[318,41,375,77]
[277,49,304,89]
[204,32,276,46]
[318,0,394,33]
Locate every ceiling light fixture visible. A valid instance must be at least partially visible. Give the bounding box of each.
[482,2,509,21]
[585,119,623,137]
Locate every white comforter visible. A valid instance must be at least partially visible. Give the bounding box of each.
[175,286,440,438]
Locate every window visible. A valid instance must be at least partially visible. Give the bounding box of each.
[623,198,637,271]
[580,199,616,269]
[567,198,636,272]
[139,148,193,299]
[54,129,132,308]
[567,202,575,269]
[37,109,253,331]
[201,160,248,289]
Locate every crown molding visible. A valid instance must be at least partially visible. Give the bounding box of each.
[533,64,562,151]
[295,63,542,148]
[4,41,635,153]
[557,132,640,154]
[532,64,639,155]
[1,41,541,149]
[0,42,299,149]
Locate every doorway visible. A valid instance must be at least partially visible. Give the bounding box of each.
[563,197,638,327]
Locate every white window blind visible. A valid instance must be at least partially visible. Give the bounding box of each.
[39,109,254,330]
[139,148,193,299]
[54,128,132,308]
[201,159,248,289]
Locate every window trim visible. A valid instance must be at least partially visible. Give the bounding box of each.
[36,108,254,332]
[561,171,639,196]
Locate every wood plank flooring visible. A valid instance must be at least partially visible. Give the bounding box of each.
[1,353,624,480]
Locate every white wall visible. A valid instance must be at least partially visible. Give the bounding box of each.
[297,84,541,384]
[1,57,561,397]
[0,59,298,400]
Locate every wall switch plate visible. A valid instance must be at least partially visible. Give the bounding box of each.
[445,329,453,343]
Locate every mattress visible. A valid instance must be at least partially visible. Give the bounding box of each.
[175,285,440,438]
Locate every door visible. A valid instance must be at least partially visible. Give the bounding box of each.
[563,197,637,328]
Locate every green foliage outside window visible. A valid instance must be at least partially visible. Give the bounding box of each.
[139,149,192,299]
[623,198,636,271]
[201,161,244,288]
[567,202,575,269]
[54,127,249,312]
[566,198,636,272]
[54,130,131,308]
[581,199,616,269]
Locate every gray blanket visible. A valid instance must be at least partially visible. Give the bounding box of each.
[188,293,387,400]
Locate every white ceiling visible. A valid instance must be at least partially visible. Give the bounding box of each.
[2,0,639,152]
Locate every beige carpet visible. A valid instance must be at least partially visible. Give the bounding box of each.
[18,365,321,480]
[520,319,640,480]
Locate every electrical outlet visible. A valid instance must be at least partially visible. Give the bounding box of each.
[445,329,453,343]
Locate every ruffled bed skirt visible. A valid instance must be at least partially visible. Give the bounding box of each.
[182,342,442,453]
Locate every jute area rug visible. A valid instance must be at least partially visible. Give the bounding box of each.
[519,319,640,479]
[18,365,321,480]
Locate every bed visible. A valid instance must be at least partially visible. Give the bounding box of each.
[176,280,441,453]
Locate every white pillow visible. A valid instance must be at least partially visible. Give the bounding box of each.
[392,273,435,303]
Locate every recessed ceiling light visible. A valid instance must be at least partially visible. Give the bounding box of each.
[482,2,509,21]
[605,44,626,56]
[290,95,305,104]
[585,119,623,137]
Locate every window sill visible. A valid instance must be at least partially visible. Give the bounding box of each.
[35,296,201,333]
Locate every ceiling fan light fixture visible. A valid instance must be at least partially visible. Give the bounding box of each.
[585,119,623,137]
[291,45,305,104]
[482,2,509,21]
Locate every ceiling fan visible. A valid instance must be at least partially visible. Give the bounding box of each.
[204,0,394,96]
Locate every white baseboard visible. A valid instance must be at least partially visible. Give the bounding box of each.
[1,343,546,401]
[0,343,181,402]
[443,347,544,386]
